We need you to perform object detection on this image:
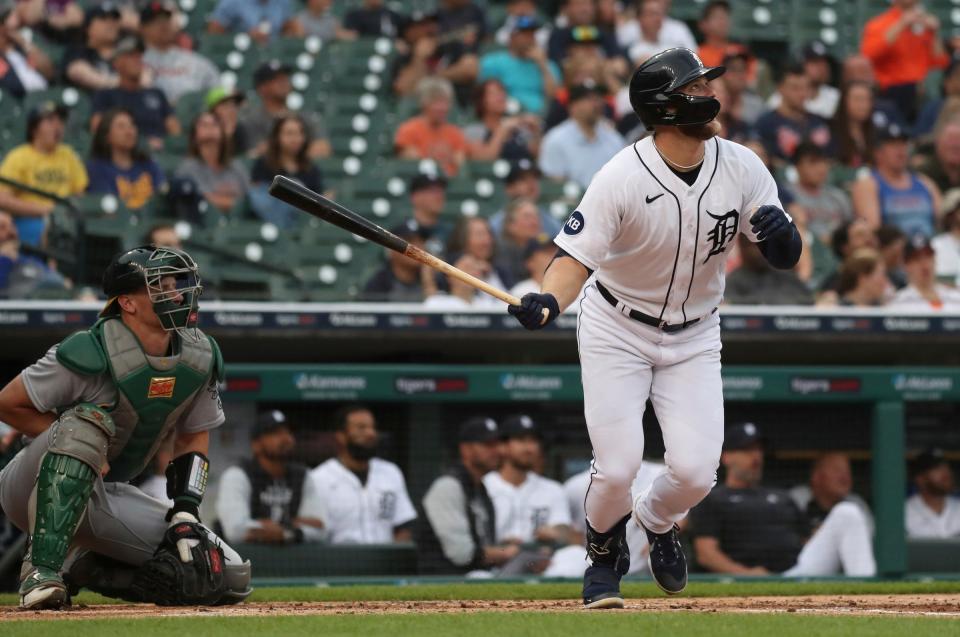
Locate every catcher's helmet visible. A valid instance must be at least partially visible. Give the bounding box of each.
[629,48,725,129]
[101,245,203,341]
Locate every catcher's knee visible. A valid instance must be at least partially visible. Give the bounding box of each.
[48,403,114,472]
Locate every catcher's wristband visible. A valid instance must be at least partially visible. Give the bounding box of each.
[165,451,210,520]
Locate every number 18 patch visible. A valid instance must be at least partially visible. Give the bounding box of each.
[564,210,585,235]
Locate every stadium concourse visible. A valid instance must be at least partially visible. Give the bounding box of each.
[0,0,959,609]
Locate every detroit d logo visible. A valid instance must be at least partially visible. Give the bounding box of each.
[704,210,739,263]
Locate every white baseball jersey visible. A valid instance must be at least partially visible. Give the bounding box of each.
[310,458,417,544]
[483,471,571,543]
[905,494,960,538]
[554,136,784,324]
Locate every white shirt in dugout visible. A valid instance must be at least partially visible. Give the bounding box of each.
[905,494,960,539]
[554,136,784,325]
[483,471,571,544]
[310,457,417,544]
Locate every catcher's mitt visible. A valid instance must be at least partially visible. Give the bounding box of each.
[131,520,227,606]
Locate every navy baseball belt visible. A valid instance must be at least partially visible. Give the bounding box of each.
[595,281,715,333]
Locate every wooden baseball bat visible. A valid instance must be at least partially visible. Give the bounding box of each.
[268,176,522,306]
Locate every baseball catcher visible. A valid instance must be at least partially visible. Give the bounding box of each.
[0,246,252,609]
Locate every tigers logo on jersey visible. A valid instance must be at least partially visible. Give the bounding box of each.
[147,376,176,398]
[703,209,739,263]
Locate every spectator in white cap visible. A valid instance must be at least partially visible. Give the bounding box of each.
[889,235,960,310]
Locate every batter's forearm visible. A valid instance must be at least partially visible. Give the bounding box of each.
[541,256,590,311]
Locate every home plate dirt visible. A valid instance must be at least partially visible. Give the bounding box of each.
[2,595,960,621]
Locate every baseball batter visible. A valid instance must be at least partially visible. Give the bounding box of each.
[0,246,251,609]
[508,48,802,608]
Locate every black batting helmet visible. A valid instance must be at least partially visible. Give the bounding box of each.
[629,48,725,129]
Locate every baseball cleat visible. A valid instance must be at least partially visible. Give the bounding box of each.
[582,565,625,609]
[19,567,69,610]
[642,524,687,595]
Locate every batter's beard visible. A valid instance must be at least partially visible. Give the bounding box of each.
[678,119,722,141]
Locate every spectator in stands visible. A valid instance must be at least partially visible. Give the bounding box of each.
[417,417,520,575]
[830,81,877,169]
[917,121,960,194]
[394,77,468,177]
[239,60,330,159]
[550,0,624,64]
[789,453,873,534]
[851,122,941,238]
[408,173,450,253]
[877,224,908,289]
[478,17,559,116]
[538,81,625,189]
[249,114,324,228]
[725,235,814,306]
[547,52,618,133]
[216,409,326,544]
[691,422,875,576]
[423,254,495,309]
[436,0,487,54]
[363,219,434,303]
[696,1,748,71]
[0,3,53,98]
[86,108,167,210]
[311,404,417,544]
[933,191,960,283]
[392,11,479,106]
[754,64,832,165]
[510,233,554,298]
[144,222,181,249]
[861,0,948,124]
[296,0,343,40]
[840,52,906,128]
[341,0,405,39]
[206,86,247,155]
[174,111,250,214]
[906,448,960,538]
[768,42,839,120]
[787,142,852,245]
[445,216,510,304]
[890,236,960,310]
[617,0,695,61]
[711,79,749,145]
[141,1,220,105]
[0,210,65,298]
[490,159,562,237]
[817,219,880,297]
[718,51,764,127]
[495,0,549,49]
[23,0,84,44]
[90,35,180,151]
[207,0,301,44]
[494,197,542,286]
[61,3,120,91]
[622,0,691,65]
[835,248,889,307]
[483,415,571,571]
[0,102,88,248]
[915,58,960,139]
[465,79,542,162]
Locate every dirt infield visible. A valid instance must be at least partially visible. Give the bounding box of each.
[2,594,959,621]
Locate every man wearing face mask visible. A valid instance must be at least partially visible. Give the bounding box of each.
[309,405,417,544]
[216,409,327,545]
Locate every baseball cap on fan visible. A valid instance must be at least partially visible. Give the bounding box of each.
[505,159,541,184]
[903,235,934,262]
[500,414,541,439]
[569,79,605,102]
[459,416,499,443]
[140,0,176,24]
[254,59,293,87]
[724,422,764,450]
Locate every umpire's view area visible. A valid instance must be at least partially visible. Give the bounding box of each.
[2,0,960,635]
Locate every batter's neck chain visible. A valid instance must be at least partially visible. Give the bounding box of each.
[653,138,705,172]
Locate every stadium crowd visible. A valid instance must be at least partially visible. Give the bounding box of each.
[0,0,956,308]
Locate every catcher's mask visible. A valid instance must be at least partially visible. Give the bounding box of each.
[100,245,203,342]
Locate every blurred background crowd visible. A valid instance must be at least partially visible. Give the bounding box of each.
[0,0,958,310]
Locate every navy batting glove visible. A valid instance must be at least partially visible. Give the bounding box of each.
[508,292,560,330]
[749,205,790,242]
